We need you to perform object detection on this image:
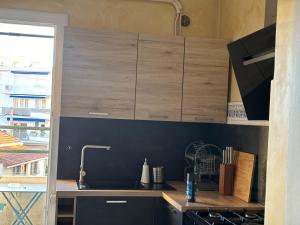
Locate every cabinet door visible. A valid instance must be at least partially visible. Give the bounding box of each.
[76,197,155,225]
[166,204,183,225]
[154,198,168,225]
[61,27,138,119]
[135,34,184,121]
[182,38,229,123]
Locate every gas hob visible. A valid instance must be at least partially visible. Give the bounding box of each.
[186,209,264,225]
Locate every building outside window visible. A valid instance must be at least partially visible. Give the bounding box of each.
[13,98,29,108]
[12,165,21,175]
[35,98,47,109]
[30,161,39,175]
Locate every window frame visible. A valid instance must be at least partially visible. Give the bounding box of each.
[0,8,68,225]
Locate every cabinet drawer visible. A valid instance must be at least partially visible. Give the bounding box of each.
[76,197,155,225]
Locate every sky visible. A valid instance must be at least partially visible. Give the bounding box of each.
[0,23,55,71]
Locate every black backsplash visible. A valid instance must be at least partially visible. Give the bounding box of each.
[58,118,213,181]
[205,124,269,203]
[58,117,268,203]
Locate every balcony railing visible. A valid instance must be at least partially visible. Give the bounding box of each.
[0,176,47,225]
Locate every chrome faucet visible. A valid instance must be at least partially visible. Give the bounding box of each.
[79,145,111,189]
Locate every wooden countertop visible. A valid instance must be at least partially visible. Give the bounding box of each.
[56,179,162,197]
[56,180,264,212]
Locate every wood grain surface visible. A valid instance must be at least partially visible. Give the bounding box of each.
[219,164,235,195]
[56,180,264,212]
[135,34,184,121]
[61,29,230,123]
[233,151,256,202]
[182,37,229,123]
[61,27,138,119]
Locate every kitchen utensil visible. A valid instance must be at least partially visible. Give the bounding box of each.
[233,151,256,202]
[140,158,150,184]
[222,146,234,164]
[185,140,205,167]
[153,166,164,183]
[219,146,235,195]
[185,141,222,191]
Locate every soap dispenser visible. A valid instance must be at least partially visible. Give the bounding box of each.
[140,158,150,184]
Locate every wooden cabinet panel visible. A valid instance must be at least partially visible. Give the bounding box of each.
[61,27,138,119]
[135,34,184,121]
[182,38,229,123]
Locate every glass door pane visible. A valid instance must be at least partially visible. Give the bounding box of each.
[0,22,55,225]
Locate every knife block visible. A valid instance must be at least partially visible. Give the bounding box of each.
[219,164,235,195]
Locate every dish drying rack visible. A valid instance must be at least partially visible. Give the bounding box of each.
[185,141,222,191]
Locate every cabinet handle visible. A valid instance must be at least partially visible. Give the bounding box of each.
[149,114,168,119]
[106,200,127,204]
[88,112,109,116]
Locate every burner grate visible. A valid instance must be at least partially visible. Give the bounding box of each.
[186,209,264,225]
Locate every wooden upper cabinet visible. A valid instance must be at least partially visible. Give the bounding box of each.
[182,38,229,123]
[61,27,138,119]
[135,34,184,121]
[61,28,229,123]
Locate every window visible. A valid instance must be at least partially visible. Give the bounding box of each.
[42,98,46,109]
[0,22,54,159]
[21,99,28,108]
[12,166,21,175]
[0,22,54,224]
[0,22,54,181]
[12,123,29,141]
[30,161,39,175]
[0,9,67,225]
[45,162,49,176]
[35,98,46,109]
[13,98,18,108]
[13,98,29,108]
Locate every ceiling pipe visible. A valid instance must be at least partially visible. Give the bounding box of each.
[151,0,183,36]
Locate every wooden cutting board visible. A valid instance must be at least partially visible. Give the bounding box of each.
[233,151,256,202]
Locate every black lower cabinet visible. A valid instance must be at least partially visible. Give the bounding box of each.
[165,203,183,225]
[154,198,168,225]
[76,197,156,225]
[183,214,196,225]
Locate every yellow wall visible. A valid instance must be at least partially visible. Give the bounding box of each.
[0,0,219,38]
[265,0,300,224]
[219,0,266,102]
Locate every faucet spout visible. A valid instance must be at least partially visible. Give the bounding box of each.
[79,145,111,189]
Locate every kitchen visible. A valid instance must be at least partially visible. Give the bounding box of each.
[0,0,298,225]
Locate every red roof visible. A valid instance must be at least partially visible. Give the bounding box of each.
[0,153,48,168]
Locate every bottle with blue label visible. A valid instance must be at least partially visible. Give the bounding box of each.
[186,173,195,202]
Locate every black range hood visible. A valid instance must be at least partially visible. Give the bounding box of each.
[227,23,276,120]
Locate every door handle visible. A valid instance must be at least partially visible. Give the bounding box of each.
[106,200,127,204]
